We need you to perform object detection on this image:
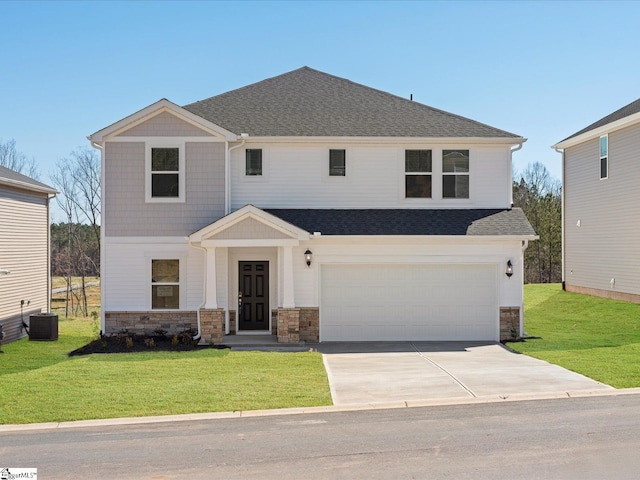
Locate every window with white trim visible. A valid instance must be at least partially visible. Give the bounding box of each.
[329,149,346,176]
[600,135,608,179]
[246,149,263,176]
[145,143,185,203]
[405,150,432,198]
[151,259,180,309]
[442,149,469,199]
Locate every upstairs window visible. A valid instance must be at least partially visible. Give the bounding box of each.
[600,135,608,179]
[151,148,180,197]
[146,143,185,203]
[405,150,432,198]
[329,149,346,176]
[151,259,180,309]
[442,150,469,199]
[246,149,263,176]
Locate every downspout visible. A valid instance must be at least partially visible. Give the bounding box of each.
[554,146,565,290]
[89,139,106,333]
[222,135,248,334]
[47,192,57,314]
[509,142,525,207]
[189,240,206,342]
[226,134,248,215]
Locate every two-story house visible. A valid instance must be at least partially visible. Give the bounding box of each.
[553,98,640,303]
[0,166,57,343]
[89,67,536,344]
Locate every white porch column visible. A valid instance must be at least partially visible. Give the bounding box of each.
[205,247,218,309]
[282,246,295,308]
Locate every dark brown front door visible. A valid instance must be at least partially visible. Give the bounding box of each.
[238,261,269,331]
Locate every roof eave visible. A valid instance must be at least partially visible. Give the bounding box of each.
[553,111,640,149]
[0,177,58,195]
[88,99,238,144]
[239,136,526,145]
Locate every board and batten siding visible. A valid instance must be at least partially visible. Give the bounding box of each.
[564,122,640,296]
[230,143,512,210]
[103,141,226,237]
[0,185,50,342]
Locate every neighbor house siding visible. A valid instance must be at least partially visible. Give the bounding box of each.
[104,141,226,236]
[0,185,49,342]
[230,143,512,210]
[564,122,640,297]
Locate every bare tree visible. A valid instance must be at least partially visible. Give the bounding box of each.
[50,148,101,317]
[0,138,40,179]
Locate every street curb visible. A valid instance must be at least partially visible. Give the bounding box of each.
[2,387,640,433]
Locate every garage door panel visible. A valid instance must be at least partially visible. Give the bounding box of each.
[321,264,498,341]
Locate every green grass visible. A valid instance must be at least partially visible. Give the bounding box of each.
[507,283,640,388]
[0,319,331,425]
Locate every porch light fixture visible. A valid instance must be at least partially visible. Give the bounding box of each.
[304,249,313,267]
[505,260,513,278]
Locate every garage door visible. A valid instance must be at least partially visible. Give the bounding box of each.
[320,264,498,341]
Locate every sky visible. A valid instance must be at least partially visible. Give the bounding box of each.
[2,0,640,220]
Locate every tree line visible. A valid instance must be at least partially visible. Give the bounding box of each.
[513,162,562,284]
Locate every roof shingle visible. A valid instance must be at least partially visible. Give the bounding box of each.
[561,97,640,142]
[264,208,536,237]
[183,67,522,139]
[0,165,57,194]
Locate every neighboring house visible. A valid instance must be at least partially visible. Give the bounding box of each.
[0,166,57,343]
[88,67,536,344]
[553,98,640,303]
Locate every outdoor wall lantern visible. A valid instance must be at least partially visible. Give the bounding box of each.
[304,249,313,267]
[506,260,514,278]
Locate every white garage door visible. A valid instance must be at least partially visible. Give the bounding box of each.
[321,264,498,342]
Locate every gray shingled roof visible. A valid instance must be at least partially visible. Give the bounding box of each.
[0,165,56,194]
[183,67,522,139]
[561,97,640,142]
[264,208,536,236]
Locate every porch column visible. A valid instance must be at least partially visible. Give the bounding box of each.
[282,246,295,308]
[205,247,218,309]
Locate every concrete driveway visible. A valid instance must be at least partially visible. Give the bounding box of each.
[317,342,614,405]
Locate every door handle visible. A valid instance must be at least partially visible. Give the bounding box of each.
[238,291,243,307]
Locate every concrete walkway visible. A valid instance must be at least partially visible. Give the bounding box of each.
[318,342,614,405]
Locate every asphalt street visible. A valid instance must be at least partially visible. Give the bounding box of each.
[2,393,640,479]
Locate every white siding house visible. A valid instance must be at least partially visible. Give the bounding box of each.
[0,166,57,343]
[554,98,640,302]
[89,67,536,344]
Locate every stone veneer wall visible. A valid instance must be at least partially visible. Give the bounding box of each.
[299,308,319,342]
[104,311,197,335]
[277,308,300,343]
[499,307,520,342]
[199,308,224,344]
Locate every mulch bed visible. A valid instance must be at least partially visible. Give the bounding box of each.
[69,333,229,356]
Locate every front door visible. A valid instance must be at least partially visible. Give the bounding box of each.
[238,261,270,331]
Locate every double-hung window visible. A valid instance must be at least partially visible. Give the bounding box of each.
[329,149,346,176]
[246,149,263,176]
[442,149,469,199]
[146,144,185,202]
[600,135,608,179]
[151,259,180,309]
[405,150,432,198]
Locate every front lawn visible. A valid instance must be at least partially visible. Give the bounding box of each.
[0,319,331,425]
[507,283,640,388]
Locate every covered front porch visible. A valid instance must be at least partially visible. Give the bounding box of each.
[189,205,318,344]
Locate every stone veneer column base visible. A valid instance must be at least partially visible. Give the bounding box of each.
[299,308,319,342]
[199,308,225,345]
[500,307,520,342]
[277,308,300,343]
